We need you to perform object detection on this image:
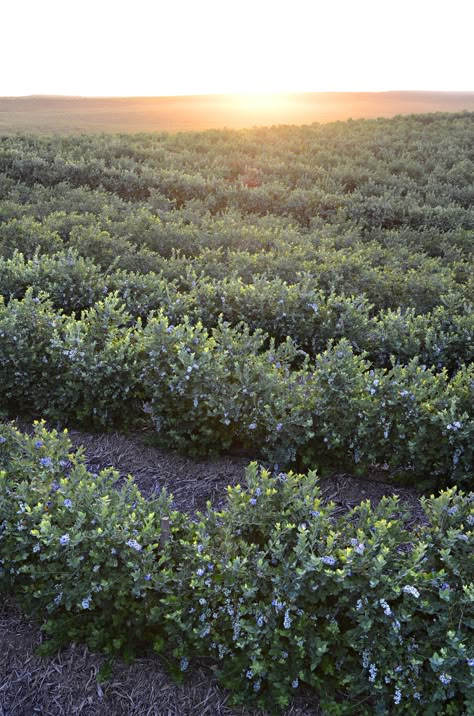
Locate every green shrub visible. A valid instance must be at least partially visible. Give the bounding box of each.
[50,296,144,429]
[0,288,472,485]
[0,290,66,417]
[181,465,473,714]
[0,292,142,429]
[0,249,105,311]
[359,361,473,487]
[0,424,472,714]
[0,422,188,657]
[303,340,373,470]
[141,314,306,457]
[0,216,63,258]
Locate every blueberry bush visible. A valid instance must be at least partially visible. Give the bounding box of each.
[0,424,472,714]
[1,114,473,711]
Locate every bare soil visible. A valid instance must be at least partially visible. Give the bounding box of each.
[1,429,427,716]
[1,92,473,134]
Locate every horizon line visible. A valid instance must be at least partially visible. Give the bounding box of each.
[3,89,474,100]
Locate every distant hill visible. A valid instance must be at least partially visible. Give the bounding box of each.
[0,91,473,134]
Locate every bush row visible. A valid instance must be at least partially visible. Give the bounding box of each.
[0,291,472,489]
[0,423,472,714]
[0,250,472,373]
[1,114,473,230]
[1,207,472,315]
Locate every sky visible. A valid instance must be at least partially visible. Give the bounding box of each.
[2,0,473,97]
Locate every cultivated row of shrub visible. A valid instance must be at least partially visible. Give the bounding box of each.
[1,249,472,372]
[0,423,472,714]
[1,115,473,228]
[1,118,473,319]
[1,202,472,315]
[0,291,472,488]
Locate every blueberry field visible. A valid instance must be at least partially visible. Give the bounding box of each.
[0,113,473,714]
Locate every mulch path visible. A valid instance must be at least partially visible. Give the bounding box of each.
[1,428,428,716]
[67,429,428,523]
[68,430,251,514]
[0,598,321,716]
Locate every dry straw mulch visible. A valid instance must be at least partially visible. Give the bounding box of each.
[67,430,427,523]
[0,598,321,716]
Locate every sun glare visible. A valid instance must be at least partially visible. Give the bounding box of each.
[0,0,472,97]
[226,93,292,114]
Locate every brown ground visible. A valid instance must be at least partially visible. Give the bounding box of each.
[1,429,427,716]
[0,598,322,716]
[67,429,427,523]
[1,92,473,134]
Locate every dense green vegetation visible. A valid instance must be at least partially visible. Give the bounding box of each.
[0,113,473,488]
[1,423,473,715]
[1,114,474,713]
